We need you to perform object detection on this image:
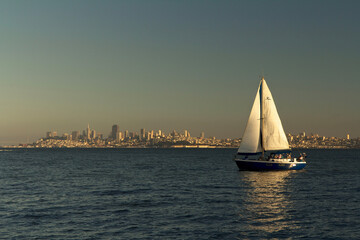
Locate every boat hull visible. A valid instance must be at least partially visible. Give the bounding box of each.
[234,159,306,171]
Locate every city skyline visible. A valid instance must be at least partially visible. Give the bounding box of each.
[10,122,360,149]
[44,124,209,141]
[1,1,360,145]
[42,123,356,142]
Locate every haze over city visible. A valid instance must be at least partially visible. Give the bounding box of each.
[1,0,359,145]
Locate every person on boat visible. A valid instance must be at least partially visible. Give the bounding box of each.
[299,153,307,161]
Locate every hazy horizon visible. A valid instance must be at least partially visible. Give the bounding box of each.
[1,0,360,145]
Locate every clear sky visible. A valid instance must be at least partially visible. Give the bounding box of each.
[0,0,359,145]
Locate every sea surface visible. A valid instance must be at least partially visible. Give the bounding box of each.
[0,148,359,239]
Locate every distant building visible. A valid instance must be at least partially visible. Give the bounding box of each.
[46,131,57,138]
[184,130,191,138]
[111,125,119,139]
[116,131,123,143]
[347,134,350,140]
[97,133,103,140]
[91,130,96,139]
[72,131,80,141]
[200,132,205,139]
[140,128,146,140]
[63,133,71,140]
[86,124,91,140]
[184,130,188,138]
[129,132,139,139]
[119,131,123,140]
[124,130,129,139]
[146,132,151,141]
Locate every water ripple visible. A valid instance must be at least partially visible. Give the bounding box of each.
[0,148,359,239]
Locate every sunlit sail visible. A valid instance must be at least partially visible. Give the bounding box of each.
[234,77,307,170]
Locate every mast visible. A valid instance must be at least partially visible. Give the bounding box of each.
[261,78,264,157]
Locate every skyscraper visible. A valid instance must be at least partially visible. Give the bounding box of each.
[116,131,123,143]
[124,130,129,139]
[86,124,91,140]
[140,128,145,140]
[91,130,96,140]
[111,125,119,140]
[129,132,135,139]
[72,131,80,141]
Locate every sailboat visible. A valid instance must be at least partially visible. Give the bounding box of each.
[234,77,307,170]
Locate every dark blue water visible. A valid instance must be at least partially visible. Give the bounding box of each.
[0,149,359,239]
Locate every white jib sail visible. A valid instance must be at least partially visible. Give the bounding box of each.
[237,84,262,153]
[261,79,290,151]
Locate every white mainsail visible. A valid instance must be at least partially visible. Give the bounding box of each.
[261,79,290,151]
[237,77,290,154]
[237,84,262,153]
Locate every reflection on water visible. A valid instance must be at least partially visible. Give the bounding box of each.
[238,171,299,236]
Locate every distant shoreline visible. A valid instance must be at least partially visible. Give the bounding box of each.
[1,146,360,150]
[0,146,238,149]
